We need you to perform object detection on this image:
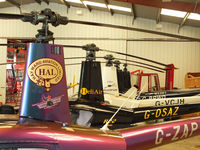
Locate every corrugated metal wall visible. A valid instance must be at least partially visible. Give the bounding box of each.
[0,2,199,97]
[0,39,7,104]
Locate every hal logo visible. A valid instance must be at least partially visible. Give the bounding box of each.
[28,58,63,91]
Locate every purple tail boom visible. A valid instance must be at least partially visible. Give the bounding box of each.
[119,117,200,150]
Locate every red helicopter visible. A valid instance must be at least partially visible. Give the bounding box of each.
[0,9,200,150]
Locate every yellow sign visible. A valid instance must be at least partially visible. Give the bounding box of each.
[144,107,179,119]
[103,119,117,126]
[80,88,103,95]
[28,58,63,92]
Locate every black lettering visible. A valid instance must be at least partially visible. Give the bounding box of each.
[155,101,160,106]
[180,99,184,104]
[165,100,170,105]
[170,99,175,105]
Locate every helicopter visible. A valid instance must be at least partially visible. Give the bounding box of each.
[1,8,200,129]
[65,43,200,128]
[65,44,199,129]
[0,8,200,150]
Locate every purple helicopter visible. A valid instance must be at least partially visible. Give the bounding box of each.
[0,9,200,150]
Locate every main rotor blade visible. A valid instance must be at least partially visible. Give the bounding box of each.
[64,56,105,60]
[55,37,196,42]
[0,61,25,65]
[126,63,164,73]
[0,13,24,19]
[62,44,176,69]
[0,43,27,47]
[99,48,177,69]
[65,63,82,66]
[64,57,85,60]
[62,45,83,48]
[116,57,166,71]
[68,20,200,42]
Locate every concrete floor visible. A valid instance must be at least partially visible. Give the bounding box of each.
[150,135,200,150]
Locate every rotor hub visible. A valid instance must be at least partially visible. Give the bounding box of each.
[123,63,128,71]
[113,60,121,69]
[21,8,69,43]
[82,43,99,61]
[104,54,114,66]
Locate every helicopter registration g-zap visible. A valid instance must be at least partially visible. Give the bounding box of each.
[1,9,200,150]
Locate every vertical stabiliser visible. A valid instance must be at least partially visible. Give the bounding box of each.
[20,43,70,123]
[78,61,104,102]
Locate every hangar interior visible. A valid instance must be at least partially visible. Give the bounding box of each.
[0,0,200,149]
[0,1,200,103]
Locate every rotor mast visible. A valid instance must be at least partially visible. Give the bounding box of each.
[21,9,68,43]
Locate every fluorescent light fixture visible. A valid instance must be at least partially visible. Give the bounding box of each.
[83,1,106,8]
[65,0,82,4]
[188,13,200,21]
[0,0,6,2]
[108,5,131,12]
[161,8,187,18]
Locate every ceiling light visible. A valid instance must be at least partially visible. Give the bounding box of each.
[83,1,106,8]
[0,0,6,2]
[161,8,187,18]
[65,0,82,4]
[188,13,200,21]
[108,5,131,12]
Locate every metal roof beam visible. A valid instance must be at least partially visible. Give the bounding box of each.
[80,0,92,12]
[131,4,136,24]
[178,0,199,33]
[35,0,42,4]
[42,0,49,5]
[178,12,190,33]
[114,0,200,14]
[156,8,161,24]
[60,0,70,13]
[6,0,20,8]
[104,0,114,15]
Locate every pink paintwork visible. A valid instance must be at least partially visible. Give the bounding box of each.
[1,117,200,150]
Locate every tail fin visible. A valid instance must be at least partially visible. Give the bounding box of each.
[20,43,70,123]
[102,66,119,96]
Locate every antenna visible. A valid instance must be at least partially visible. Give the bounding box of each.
[100,87,137,131]
[130,83,147,108]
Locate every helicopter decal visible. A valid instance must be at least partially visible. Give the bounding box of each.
[32,94,64,110]
[144,106,179,119]
[80,87,103,95]
[28,58,63,92]
[155,121,199,145]
[155,98,185,106]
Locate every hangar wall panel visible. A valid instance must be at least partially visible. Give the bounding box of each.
[0,2,199,95]
[127,42,200,89]
[0,39,7,104]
